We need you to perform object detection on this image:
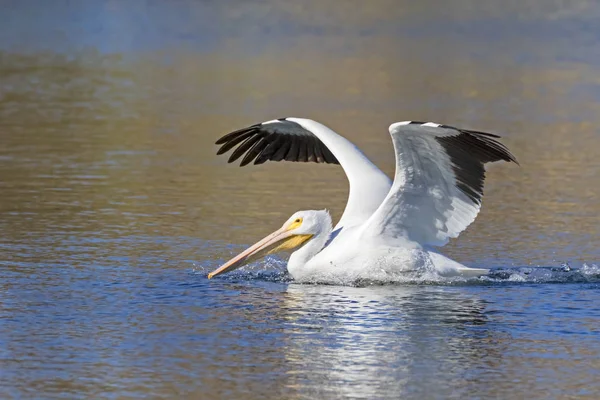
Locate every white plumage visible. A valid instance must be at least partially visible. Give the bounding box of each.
[208,118,517,283]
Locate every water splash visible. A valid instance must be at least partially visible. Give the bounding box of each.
[197,258,600,286]
[483,263,600,284]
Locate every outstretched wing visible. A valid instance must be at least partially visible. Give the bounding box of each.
[215,118,392,228]
[216,118,340,166]
[360,121,518,246]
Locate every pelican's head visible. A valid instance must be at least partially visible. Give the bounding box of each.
[208,210,331,279]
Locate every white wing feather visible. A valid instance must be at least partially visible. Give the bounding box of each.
[216,118,392,229]
[360,121,516,246]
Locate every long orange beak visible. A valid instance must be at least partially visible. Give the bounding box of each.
[208,227,298,279]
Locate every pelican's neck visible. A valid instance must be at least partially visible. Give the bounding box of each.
[286,118,392,229]
[287,225,332,275]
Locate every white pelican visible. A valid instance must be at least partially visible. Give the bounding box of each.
[208,118,518,282]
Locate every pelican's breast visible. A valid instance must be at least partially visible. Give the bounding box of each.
[289,230,430,282]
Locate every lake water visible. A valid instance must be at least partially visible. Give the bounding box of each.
[1,1,599,398]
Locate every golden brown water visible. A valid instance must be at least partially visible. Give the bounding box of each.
[1,1,599,399]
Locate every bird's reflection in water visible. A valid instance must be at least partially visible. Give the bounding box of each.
[280,284,508,399]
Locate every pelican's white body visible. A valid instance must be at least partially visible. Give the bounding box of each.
[282,210,486,283]
[213,117,516,284]
[288,224,428,282]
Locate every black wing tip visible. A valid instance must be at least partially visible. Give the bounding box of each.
[215,124,261,145]
[461,129,519,165]
[436,124,518,165]
[214,118,340,167]
[216,145,229,155]
[406,121,518,165]
[439,125,502,139]
[432,123,520,203]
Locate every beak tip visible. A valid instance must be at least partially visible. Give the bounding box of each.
[207,272,214,279]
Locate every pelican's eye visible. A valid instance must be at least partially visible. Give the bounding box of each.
[288,217,303,230]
